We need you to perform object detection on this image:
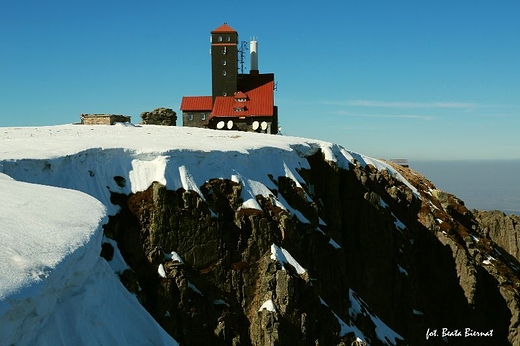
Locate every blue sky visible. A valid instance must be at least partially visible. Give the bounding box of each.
[1,0,519,160]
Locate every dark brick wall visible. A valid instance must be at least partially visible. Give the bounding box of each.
[182,111,210,128]
[211,32,238,101]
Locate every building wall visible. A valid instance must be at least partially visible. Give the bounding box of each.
[211,32,238,101]
[182,111,210,128]
[208,116,277,134]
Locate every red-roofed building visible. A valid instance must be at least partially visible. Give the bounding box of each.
[180,23,278,134]
[179,96,213,128]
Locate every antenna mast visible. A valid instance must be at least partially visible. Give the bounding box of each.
[238,40,248,74]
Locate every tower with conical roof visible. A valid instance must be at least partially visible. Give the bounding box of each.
[210,23,238,103]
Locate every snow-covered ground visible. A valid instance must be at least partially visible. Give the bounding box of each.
[0,173,177,345]
[0,123,411,345]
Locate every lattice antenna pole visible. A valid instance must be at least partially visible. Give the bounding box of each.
[238,40,249,74]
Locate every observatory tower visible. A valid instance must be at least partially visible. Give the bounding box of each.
[180,23,278,134]
[210,23,238,102]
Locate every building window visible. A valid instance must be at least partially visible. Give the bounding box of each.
[218,36,222,42]
[201,114,206,121]
[226,36,231,42]
[223,92,227,96]
[222,60,227,65]
[223,47,227,54]
[188,113,193,121]
[222,70,227,76]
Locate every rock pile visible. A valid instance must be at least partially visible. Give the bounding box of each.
[140,108,177,126]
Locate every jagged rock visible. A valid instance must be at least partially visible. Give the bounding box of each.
[101,153,520,346]
[473,210,520,261]
[140,107,177,126]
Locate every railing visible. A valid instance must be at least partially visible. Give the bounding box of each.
[389,159,409,167]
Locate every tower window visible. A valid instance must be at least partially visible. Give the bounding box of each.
[222,70,227,76]
[226,36,231,42]
[223,47,227,54]
[222,60,227,65]
[218,36,222,42]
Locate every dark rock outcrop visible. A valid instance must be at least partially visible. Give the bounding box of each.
[102,151,520,346]
[473,210,520,262]
[140,107,177,126]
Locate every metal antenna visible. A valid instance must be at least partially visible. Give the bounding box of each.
[238,40,249,74]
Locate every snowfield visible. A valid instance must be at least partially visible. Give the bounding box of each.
[0,123,410,345]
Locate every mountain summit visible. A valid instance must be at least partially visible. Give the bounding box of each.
[1,124,518,345]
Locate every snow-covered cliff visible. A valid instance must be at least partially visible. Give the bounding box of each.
[1,124,518,345]
[0,124,409,345]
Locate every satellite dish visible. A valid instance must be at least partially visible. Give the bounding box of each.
[261,121,268,131]
[252,121,259,131]
[227,120,234,129]
[217,121,225,129]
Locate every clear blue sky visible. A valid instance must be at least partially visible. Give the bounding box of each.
[1,0,519,160]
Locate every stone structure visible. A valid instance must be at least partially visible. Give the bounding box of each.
[140,108,177,126]
[80,114,131,125]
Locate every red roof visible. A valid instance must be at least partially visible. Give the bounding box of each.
[211,23,237,33]
[180,96,213,111]
[211,81,274,118]
[234,91,248,100]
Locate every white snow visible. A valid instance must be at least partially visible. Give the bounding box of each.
[0,125,419,215]
[319,296,367,342]
[0,173,177,345]
[360,156,421,198]
[392,213,406,231]
[329,238,342,249]
[103,236,131,274]
[482,255,495,265]
[214,299,230,307]
[0,124,419,345]
[258,299,277,312]
[270,244,307,275]
[188,282,204,296]
[349,289,404,345]
[164,251,185,264]
[398,265,409,276]
[158,264,167,278]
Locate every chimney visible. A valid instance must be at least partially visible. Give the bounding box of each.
[250,38,259,75]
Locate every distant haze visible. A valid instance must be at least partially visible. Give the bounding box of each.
[412,160,520,215]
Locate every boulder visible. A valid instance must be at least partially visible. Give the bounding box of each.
[141,108,177,126]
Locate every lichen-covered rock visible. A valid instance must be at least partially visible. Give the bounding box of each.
[140,107,177,126]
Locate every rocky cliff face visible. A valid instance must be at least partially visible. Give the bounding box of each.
[473,210,520,262]
[101,150,520,345]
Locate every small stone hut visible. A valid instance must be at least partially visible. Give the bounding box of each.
[80,114,131,125]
